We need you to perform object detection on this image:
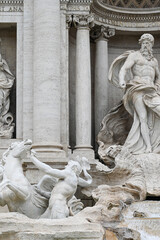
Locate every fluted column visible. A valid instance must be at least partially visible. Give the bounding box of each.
[91,26,115,151]
[33,0,65,159]
[73,15,94,159]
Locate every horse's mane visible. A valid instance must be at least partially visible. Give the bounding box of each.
[1,142,19,165]
[1,148,10,165]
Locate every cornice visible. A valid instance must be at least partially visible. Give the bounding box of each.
[0,0,23,5]
[91,0,160,31]
[68,0,92,4]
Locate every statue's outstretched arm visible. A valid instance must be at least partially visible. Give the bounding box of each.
[78,168,92,187]
[30,151,66,179]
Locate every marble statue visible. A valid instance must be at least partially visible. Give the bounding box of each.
[30,152,92,219]
[86,33,160,229]
[99,33,160,156]
[0,139,53,218]
[0,53,15,138]
[0,139,88,219]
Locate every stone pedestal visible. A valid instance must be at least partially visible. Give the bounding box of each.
[73,15,94,159]
[33,0,65,160]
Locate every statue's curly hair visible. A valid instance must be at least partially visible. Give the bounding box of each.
[139,33,154,46]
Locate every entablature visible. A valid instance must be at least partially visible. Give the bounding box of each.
[91,0,160,32]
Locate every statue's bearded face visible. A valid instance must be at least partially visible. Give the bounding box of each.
[141,40,152,55]
[140,39,153,60]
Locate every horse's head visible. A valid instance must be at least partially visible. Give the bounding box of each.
[7,139,32,160]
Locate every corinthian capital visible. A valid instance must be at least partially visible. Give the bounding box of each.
[90,25,115,41]
[73,14,94,30]
[66,14,72,29]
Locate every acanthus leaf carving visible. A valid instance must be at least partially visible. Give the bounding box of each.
[90,24,115,41]
[73,14,94,29]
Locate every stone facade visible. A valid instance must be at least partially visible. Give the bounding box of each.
[0,0,159,159]
[0,0,160,239]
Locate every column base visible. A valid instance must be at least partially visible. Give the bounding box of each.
[32,143,66,162]
[73,145,95,160]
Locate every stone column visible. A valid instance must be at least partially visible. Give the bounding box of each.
[73,15,94,159]
[33,0,65,160]
[60,0,72,155]
[91,26,115,149]
[23,0,33,140]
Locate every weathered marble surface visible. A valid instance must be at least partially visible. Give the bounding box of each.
[119,201,160,240]
[0,212,104,240]
[75,150,146,223]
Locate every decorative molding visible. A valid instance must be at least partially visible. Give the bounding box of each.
[0,0,23,12]
[60,0,69,3]
[91,0,160,31]
[101,0,160,9]
[73,14,94,29]
[90,25,115,41]
[69,0,92,4]
[60,0,69,10]
[0,0,23,5]
[66,14,72,28]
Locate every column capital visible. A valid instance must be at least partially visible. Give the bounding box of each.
[91,25,115,41]
[60,0,69,10]
[73,14,94,30]
[66,14,72,28]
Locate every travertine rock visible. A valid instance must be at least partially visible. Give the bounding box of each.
[0,212,104,240]
[75,150,146,223]
[119,201,160,240]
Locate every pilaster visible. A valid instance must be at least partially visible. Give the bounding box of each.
[32,0,65,160]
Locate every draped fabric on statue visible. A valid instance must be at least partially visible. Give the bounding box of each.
[109,51,160,154]
[0,57,14,117]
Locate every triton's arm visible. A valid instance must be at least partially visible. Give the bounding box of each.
[30,151,67,179]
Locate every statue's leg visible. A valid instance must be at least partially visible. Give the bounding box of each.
[134,96,152,153]
[7,182,29,200]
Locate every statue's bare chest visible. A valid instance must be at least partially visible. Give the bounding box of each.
[136,56,155,68]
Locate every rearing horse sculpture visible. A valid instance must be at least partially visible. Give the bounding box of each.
[0,139,84,219]
[0,139,53,218]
